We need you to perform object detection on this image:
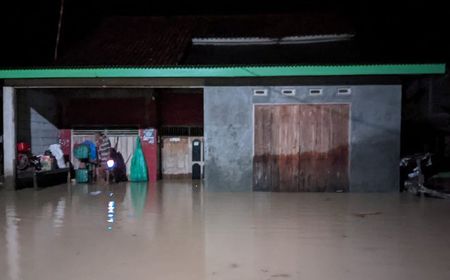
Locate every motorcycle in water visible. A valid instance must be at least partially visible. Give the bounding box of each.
[16,142,41,171]
[106,147,128,183]
[400,153,450,199]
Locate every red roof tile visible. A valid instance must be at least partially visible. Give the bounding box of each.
[56,13,354,66]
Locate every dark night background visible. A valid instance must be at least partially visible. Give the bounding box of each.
[1,0,449,66]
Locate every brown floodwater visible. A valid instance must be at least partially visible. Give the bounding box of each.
[1,180,450,280]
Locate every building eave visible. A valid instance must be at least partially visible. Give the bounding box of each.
[0,64,446,79]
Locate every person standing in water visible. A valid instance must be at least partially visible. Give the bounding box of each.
[95,132,111,184]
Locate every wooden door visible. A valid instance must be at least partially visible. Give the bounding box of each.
[162,137,190,178]
[253,104,349,192]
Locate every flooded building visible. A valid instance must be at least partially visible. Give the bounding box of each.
[1,15,446,192]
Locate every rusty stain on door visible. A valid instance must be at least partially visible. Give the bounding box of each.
[253,104,350,192]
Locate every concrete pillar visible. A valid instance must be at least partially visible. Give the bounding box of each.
[3,87,16,190]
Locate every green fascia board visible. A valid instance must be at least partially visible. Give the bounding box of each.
[0,64,445,79]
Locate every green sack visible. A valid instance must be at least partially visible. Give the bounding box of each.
[130,137,148,182]
[74,144,89,160]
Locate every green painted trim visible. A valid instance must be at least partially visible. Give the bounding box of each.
[0,64,445,79]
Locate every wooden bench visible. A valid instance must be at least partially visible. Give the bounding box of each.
[16,168,71,190]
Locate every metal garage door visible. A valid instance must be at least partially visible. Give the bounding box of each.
[71,129,138,175]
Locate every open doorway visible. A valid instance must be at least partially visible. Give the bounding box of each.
[156,89,204,180]
[15,87,203,186]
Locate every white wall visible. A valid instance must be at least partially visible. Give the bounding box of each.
[17,90,59,155]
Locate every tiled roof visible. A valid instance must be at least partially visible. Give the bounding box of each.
[56,17,194,66]
[4,13,444,68]
[55,13,355,66]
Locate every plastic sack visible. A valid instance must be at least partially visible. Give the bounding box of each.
[74,144,89,160]
[130,137,148,182]
[82,140,97,161]
[49,144,66,168]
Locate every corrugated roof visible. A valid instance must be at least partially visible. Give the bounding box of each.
[192,34,355,45]
[0,64,445,79]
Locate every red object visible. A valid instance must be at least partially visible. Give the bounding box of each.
[58,129,72,158]
[17,142,31,153]
[139,129,158,183]
[160,91,203,126]
[63,98,156,127]
[62,92,203,127]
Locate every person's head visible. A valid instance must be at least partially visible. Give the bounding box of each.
[95,132,104,144]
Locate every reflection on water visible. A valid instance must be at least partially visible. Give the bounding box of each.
[5,202,20,280]
[52,198,66,235]
[129,182,148,218]
[106,183,148,230]
[192,180,202,192]
[107,199,115,231]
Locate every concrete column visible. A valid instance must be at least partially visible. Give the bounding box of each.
[3,87,16,190]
